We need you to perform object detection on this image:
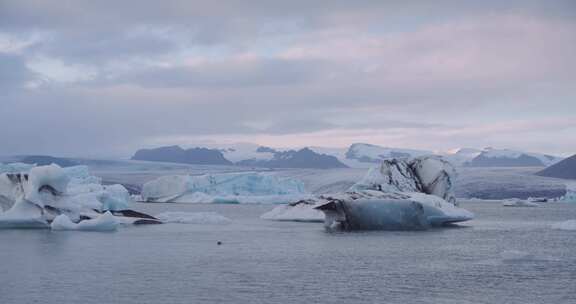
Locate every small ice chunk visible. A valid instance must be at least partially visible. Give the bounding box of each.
[500,250,531,261]
[0,199,49,228]
[551,220,576,231]
[502,199,539,207]
[561,183,576,203]
[100,184,132,211]
[51,212,118,231]
[155,212,231,224]
[260,203,324,222]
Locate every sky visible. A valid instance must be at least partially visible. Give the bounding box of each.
[1,0,575,158]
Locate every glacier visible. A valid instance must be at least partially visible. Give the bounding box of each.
[141,172,310,204]
[261,156,473,230]
[0,164,158,230]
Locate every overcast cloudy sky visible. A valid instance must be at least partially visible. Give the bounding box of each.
[1,0,575,158]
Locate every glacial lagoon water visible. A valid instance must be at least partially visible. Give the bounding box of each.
[1,201,575,304]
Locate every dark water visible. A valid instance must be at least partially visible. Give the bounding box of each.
[1,201,576,304]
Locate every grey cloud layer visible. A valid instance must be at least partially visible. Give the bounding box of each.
[1,1,575,157]
[0,53,35,90]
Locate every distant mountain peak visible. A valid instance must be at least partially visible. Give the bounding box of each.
[131,146,232,165]
[465,148,562,167]
[238,147,348,169]
[537,154,576,179]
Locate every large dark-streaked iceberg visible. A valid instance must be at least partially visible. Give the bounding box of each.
[261,156,473,230]
[0,164,160,230]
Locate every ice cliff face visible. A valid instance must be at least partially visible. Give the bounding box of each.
[0,164,156,230]
[350,156,457,203]
[0,163,35,174]
[141,172,311,204]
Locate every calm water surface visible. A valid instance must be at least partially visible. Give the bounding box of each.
[1,201,575,304]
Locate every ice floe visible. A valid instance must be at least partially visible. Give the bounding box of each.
[155,212,231,224]
[141,172,310,204]
[502,199,540,207]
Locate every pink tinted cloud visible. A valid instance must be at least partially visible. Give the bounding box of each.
[280,14,576,87]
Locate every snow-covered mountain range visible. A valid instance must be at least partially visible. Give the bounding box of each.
[131,145,348,169]
[6,143,565,170]
[344,143,433,164]
[463,148,563,167]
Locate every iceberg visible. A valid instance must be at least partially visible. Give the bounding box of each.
[262,156,473,230]
[561,183,576,203]
[350,156,457,203]
[0,164,158,230]
[0,197,50,229]
[141,172,310,204]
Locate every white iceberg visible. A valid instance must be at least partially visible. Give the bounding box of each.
[155,212,231,224]
[551,220,576,231]
[262,156,473,230]
[51,212,118,232]
[0,197,50,229]
[141,172,310,204]
[560,183,576,203]
[0,164,155,230]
